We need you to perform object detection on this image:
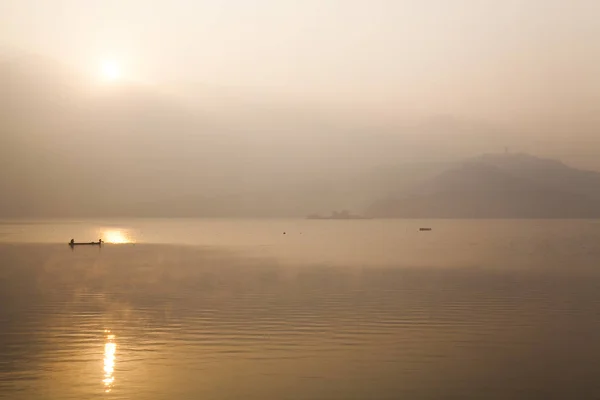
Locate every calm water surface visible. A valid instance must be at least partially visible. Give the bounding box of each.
[1,219,600,399]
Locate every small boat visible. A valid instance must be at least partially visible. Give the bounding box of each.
[69,239,103,246]
[419,228,432,231]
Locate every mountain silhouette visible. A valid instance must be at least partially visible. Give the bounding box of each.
[367,153,600,218]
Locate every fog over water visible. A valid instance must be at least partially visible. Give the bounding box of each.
[2,1,600,398]
[2,219,600,399]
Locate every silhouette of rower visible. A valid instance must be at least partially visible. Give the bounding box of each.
[70,239,75,245]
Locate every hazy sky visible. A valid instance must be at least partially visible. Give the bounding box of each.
[2,0,599,121]
[2,0,600,216]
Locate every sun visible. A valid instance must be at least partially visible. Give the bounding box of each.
[101,60,121,81]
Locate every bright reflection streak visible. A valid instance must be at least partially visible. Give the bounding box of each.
[103,330,116,393]
[103,230,132,244]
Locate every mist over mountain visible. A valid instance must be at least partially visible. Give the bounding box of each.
[2,53,600,218]
[368,153,600,218]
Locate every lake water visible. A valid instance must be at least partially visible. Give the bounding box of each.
[1,219,600,399]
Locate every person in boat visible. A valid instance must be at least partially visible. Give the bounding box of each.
[70,239,75,245]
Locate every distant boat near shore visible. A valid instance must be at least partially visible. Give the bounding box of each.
[306,210,371,220]
[69,239,102,246]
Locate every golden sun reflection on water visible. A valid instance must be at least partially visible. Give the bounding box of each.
[103,330,116,393]
[102,230,132,244]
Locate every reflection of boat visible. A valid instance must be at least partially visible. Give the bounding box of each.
[69,239,102,246]
[307,210,371,220]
